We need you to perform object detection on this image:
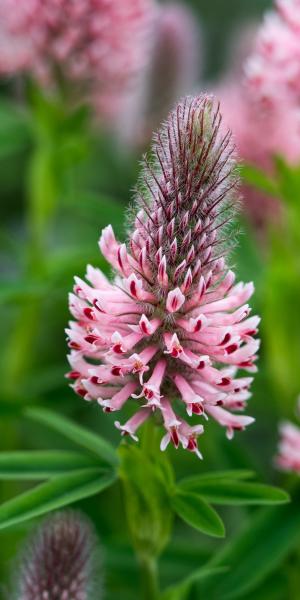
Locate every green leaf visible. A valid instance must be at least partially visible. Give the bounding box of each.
[179,470,255,485]
[0,468,116,530]
[25,407,119,467]
[240,163,278,197]
[0,450,99,479]
[178,479,289,506]
[171,490,225,538]
[274,154,300,206]
[201,489,300,599]
[161,566,227,600]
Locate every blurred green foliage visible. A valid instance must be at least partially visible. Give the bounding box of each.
[1,1,300,599]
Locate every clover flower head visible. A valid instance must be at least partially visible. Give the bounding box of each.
[14,511,101,600]
[67,94,259,459]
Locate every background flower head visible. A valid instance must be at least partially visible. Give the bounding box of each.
[12,510,101,600]
[275,398,300,474]
[246,0,300,111]
[276,421,300,474]
[0,0,156,111]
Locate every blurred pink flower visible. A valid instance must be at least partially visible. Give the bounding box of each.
[246,0,300,110]
[0,0,155,109]
[218,80,300,172]
[214,4,300,233]
[243,0,300,166]
[276,400,300,474]
[216,79,300,231]
[66,95,259,458]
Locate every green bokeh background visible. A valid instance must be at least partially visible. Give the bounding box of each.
[2,1,300,599]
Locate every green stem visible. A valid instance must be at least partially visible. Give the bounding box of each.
[141,416,158,453]
[139,554,160,600]
[139,421,160,600]
[119,421,171,600]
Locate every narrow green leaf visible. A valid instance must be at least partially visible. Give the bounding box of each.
[240,163,278,197]
[178,479,289,506]
[201,489,300,599]
[171,490,225,538]
[25,407,119,467]
[179,470,255,486]
[274,154,300,206]
[0,469,117,530]
[160,566,227,600]
[0,450,99,479]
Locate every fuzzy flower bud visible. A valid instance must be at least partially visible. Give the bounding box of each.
[0,0,155,111]
[67,94,259,459]
[12,511,101,600]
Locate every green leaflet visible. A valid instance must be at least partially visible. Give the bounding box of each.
[178,478,289,505]
[0,468,116,530]
[240,163,278,197]
[0,450,99,479]
[177,470,255,484]
[171,490,225,538]
[25,406,119,467]
[273,155,300,209]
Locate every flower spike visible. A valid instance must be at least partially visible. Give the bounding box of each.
[67,94,259,458]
